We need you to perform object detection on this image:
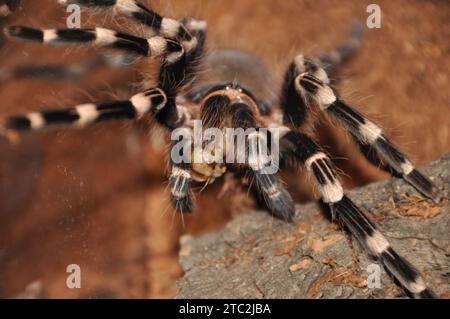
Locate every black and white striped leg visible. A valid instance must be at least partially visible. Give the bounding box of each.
[57,0,200,54]
[0,59,102,83]
[252,170,295,222]
[280,22,363,128]
[5,25,183,58]
[332,195,438,299]
[169,163,193,213]
[282,131,344,205]
[179,17,207,81]
[280,54,331,128]
[169,130,194,213]
[296,72,443,203]
[0,53,136,83]
[281,130,437,298]
[5,24,188,106]
[1,88,167,134]
[247,130,295,221]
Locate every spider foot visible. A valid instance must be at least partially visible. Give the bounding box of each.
[266,187,295,222]
[331,195,438,299]
[403,169,444,204]
[253,172,295,222]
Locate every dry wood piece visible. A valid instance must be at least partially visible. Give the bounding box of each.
[177,154,450,298]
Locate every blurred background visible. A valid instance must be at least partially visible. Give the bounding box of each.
[0,0,449,298]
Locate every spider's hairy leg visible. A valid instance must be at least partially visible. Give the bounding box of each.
[281,21,363,94]
[0,88,167,136]
[0,53,136,84]
[179,17,207,78]
[169,129,194,213]
[247,130,294,221]
[280,51,336,131]
[57,0,200,53]
[226,98,294,221]
[252,170,295,222]
[282,132,344,205]
[281,130,437,298]
[296,71,443,203]
[150,20,206,130]
[280,22,364,127]
[4,25,182,57]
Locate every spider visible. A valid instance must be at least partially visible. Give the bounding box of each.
[0,0,444,299]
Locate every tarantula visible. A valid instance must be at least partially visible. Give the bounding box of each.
[0,0,444,298]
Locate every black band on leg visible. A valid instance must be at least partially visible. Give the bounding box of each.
[3,89,167,133]
[294,71,443,204]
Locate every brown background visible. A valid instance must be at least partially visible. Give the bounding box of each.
[0,0,449,298]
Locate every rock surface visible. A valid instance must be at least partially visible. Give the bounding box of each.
[177,155,450,298]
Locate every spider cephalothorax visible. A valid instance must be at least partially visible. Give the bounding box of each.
[188,82,261,183]
[0,0,444,299]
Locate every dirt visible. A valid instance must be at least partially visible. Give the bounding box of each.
[0,0,449,298]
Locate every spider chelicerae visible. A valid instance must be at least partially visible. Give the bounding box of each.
[0,0,444,299]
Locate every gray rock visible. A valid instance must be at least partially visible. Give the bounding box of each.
[176,154,450,298]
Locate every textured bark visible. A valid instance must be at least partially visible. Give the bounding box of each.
[177,154,450,299]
